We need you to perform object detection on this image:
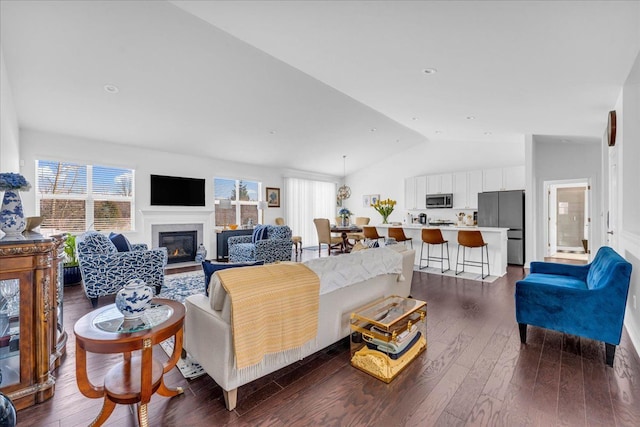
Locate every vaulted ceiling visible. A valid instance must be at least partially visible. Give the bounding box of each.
[1,1,639,176]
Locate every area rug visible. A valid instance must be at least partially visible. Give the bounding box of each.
[160,337,206,380]
[414,265,499,283]
[158,270,205,303]
[158,270,207,379]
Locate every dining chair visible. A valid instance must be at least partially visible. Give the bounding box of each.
[347,217,370,243]
[313,218,343,256]
[275,217,302,256]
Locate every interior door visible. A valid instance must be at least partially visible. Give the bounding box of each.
[548,186,557,256]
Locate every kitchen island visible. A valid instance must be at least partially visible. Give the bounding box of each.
[375,224,509,277]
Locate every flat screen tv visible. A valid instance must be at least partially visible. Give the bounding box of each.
[150,174,206,206]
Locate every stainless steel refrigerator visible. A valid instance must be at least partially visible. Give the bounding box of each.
[477,190,525,265]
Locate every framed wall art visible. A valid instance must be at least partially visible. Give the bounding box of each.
[266,187,281,207]
[362,194,371,207]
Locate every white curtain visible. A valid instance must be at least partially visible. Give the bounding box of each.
[284,177,336,247]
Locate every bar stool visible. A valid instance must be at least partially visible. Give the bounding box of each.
[456,230,490,279]
[362,226,385,243]
[388,227,413,248]
[419,228,450,272]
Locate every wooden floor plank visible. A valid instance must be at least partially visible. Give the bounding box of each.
[12,248,640,426]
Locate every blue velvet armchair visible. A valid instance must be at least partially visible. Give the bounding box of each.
[515,246,632,366]
[77,231,167,307]
[228,225,293,264]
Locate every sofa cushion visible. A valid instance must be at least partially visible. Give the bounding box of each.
[252,225,268,243]
[109,232,132,252]
[202,260,264,297]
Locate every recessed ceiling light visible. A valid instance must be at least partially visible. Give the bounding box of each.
[466,116,476,120]
[411,117,418,121]
[422,68,438,75]
[370,128,377,132]
[103,84,119,94]
[269,130,277,135]
[484,131,492,135]
[435,130,442,134]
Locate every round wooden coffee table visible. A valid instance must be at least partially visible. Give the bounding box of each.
[74,299,185,427]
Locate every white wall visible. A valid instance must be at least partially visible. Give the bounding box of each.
[617,50,640,356]
[531,138,602,263]
[0,47,20,172]
[19,129,336,257]
[342,139,525,223]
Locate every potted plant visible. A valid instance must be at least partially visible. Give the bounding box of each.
[63,234,82,286]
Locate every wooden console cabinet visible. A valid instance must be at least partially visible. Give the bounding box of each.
[0,232,66,410]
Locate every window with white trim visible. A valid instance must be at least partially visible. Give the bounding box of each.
[36,160,134,234]
[214,178,262,226]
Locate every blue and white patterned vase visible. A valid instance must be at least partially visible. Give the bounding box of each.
[194,244,207,262]
[0,190,26,236]
[115,278,153,319]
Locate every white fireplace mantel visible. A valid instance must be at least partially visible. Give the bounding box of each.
[139,209,216,253]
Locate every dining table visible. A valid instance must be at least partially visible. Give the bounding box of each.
[330,225,363,253]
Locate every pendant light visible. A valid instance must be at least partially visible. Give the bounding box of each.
[337,155,351,200]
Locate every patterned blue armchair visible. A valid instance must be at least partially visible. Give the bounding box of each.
[77,231,167,308]
[228,225,293,264]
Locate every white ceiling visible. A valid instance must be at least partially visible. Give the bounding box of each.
[2,1,639,176]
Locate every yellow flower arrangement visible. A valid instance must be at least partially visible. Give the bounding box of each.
[371,198,396,224]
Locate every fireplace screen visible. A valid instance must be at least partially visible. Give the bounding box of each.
[158,230,198,264]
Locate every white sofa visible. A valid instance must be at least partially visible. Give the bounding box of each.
[184,247,415,410]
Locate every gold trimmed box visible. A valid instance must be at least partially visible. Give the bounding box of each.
[350,295,427,383]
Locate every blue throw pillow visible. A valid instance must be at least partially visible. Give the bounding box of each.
[251,225,268,244]
[202,260,265,296]
[109,232,132,252]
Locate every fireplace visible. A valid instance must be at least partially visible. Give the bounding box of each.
[159,230,198,264]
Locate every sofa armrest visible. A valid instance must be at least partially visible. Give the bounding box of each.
[529,261,589,281]
[131,243,148,251]
[228,235,252,246]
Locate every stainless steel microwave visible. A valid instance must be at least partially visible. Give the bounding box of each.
[426,193,453,208]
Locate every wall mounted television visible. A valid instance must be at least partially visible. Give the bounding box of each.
[150,174,206,206]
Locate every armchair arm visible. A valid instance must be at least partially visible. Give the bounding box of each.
[132,243,149,251]
[529,261,589,281]
[228,235,252,247]
[255,239,293,263]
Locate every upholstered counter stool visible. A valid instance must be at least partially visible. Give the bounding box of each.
[388,227,413,248]
[456,230,490,279]
[275,217,302,256]
[419,228,450,272]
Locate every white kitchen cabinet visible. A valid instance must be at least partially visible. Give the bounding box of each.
[503,165,525,190]
[426,173,453,194]
[482,168,503,192]
[453,170,483,209]
[482,166,525,191]
[404,177,416,209]
[404,176,427,209]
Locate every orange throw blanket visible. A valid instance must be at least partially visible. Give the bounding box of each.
[218,262,320,369]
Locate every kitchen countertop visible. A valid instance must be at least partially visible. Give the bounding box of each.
[375,224,509,232]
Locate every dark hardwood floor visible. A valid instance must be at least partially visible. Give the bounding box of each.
[16,247,640,426]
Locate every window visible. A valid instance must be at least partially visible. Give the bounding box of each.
[37,160,134,234]
[214,178,261,226]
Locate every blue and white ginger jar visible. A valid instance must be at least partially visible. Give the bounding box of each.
[0,190,26,236]
[115,278,153,319]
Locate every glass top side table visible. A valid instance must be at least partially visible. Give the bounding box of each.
[74,298,185,427]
